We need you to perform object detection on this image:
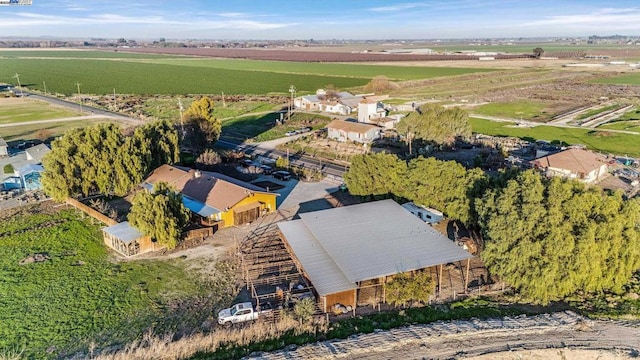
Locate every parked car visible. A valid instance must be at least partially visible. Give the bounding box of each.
[259,165,273,175]
[241,159,254,168]
[285,131,297,136]
[217,302,272,325]
[273,170,291,181]
[298,127,312,133]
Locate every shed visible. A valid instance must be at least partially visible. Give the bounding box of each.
[278,199,472,313]
[25,144,51,164]
[102,221,158,257]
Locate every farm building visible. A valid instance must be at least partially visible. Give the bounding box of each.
[143,164,278,228]
[25,144,50,164]
[318,100,351,115]
[401,202,444,224]
[294,95,321,111]
[278,199,473,313]
[530,148,608,184]
[326,119,381,143]
[0,138,8,157]
[102,221,159,257]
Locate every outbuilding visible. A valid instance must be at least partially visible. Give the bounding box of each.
[278,199,472,313]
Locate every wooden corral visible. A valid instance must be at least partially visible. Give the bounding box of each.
[66,198,117,226]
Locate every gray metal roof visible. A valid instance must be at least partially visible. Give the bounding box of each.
[283,199,472,289]
[25,144,50,164]
[102,222,144,244]
[278,220,357,297]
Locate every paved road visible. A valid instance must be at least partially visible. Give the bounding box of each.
[15,89,142,125]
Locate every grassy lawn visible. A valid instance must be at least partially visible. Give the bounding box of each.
[0,207,227,359]
[221,112,331,142]
[598,120,640,133]
[591,73,640,85]
[472,100,548,120]
[0,97,81,125]
[0,119,121,143]
[470,118,640,157]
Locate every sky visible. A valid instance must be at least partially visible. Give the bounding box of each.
[1,0,640,40]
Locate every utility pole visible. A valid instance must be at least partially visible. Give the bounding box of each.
[13,73,23,98]
[288,85,296,122]
[42,81,47,95]
[75,82,82,113]
[178,97,185,140]
[221,91,226,107]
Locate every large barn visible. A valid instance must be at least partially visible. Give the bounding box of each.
[278,199,472,313]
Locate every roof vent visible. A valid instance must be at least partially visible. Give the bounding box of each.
[194,170,202,178]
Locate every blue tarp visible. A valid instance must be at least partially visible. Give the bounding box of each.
[182,195,220,218]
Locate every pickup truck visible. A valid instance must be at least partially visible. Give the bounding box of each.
[217,302,272,325]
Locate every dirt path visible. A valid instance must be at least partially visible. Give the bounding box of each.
[248,312,640,360]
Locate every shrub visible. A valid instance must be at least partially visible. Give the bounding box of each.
[3,164,14,174]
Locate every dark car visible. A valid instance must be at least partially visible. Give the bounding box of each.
[259,165,273,175]
[273,170,291,181]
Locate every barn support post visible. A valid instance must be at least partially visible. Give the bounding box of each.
[464,258,471,293]
[438,264,443,298]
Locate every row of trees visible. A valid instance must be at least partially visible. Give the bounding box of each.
[42,120,179,201]
[344,153,486,225]
[344,153,640,304]
[396,104,472,154]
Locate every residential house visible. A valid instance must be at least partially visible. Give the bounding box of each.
[326,119,381,143]
[143,164,278,228]
[358,99,387,123]
[0,138,8,157]
[278,200,472,313]
[294,95,321,111]
[318,100,351,115]
[530,148,608,183]
[25,144,50,164]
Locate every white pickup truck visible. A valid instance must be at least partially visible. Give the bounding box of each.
[217,302,272,325]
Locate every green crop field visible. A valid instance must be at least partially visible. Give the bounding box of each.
[599,120,640,133]
[472,100,548,120]
[0,58,371,95]
[591,73,640,85]
[0,119,122,143]
[0,97,81,124]
[470,118,640,157]
[0,50,498,96]
[0,208,223,359]
[142,97,280,121]
[134,58,496,81]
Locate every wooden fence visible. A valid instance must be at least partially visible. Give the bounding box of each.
[65,198,117,226]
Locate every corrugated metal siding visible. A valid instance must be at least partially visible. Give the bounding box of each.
[278,220,357,297]
[298,199,472,283]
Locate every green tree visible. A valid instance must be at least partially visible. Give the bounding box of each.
[293,298,316,322]
[385,272,436,308]
[183,97,221,153]
[397,104,471,154]
[344,152,407,199]
[533,47,545,58]
[477,170,640,304]
[402,156,487,225]
[128,182,190,250]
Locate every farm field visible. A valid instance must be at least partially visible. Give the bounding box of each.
[133,58,496,81]
[0,97,81,125]
[590,73,640,85]
[142,97,282,121]
[0,58,371,95]
[0,50,174,59]
[598,120,640,133]
[472,100,548,121]
[470,118,640,157]
[221,112,331,142]
[0,207,225,359]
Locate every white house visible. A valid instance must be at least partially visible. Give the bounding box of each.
[530,148,608,184]
[402,202,444,224]
[319,100,352,115]
[294,95,321,110]
[326,119,381,143]
[358,99,387,123]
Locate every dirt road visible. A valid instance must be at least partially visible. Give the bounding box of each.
[248,312,640,360]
